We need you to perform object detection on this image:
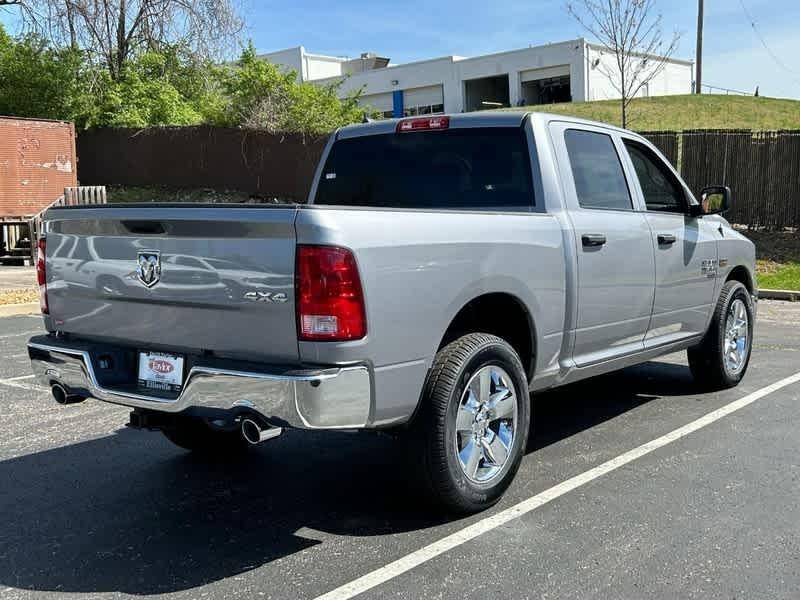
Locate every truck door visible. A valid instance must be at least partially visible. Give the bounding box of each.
[551,124,656,367]
[619,137,718,346]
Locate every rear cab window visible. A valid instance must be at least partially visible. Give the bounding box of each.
[314,127,535,210]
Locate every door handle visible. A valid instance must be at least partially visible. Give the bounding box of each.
[657,233,677,245]
[582,233,607,247]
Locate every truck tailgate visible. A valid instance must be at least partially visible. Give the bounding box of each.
[44,205,299,362]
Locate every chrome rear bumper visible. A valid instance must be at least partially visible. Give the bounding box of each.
[28,337,372,429]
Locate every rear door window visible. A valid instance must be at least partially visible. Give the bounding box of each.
[564,129,632,211]
[314,127,534,210]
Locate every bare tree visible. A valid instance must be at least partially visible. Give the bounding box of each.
[12,0,243,78]
[567,0,681,128]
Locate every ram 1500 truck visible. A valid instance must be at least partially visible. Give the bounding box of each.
[28,113,757,513]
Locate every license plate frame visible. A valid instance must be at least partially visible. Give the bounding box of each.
[137,351,185,394]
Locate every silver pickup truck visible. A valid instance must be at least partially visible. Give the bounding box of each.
[28,112,756,513]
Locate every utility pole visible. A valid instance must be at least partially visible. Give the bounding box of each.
[695,0,704,94]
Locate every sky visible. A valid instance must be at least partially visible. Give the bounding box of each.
[242,0,800,100]
[2,0,799,99]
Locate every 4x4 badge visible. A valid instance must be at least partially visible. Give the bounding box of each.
[243,291,288,303]
[701,259,718,278]
[136,251,161,287]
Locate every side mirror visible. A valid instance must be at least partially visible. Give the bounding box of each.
[690,185,731,217]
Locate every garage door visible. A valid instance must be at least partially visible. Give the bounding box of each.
[403,85,444,108]
[359,92,393,113]
[520,65,570,83]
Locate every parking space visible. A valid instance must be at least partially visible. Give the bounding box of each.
[0,303,798,600]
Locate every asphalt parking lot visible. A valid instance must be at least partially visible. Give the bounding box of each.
[1,301,798,600]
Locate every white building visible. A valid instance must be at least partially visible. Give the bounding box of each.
[260,39,693,118]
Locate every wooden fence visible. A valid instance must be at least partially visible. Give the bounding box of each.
[76,127,328,203]
[675,130,800,229]
[75,126,800,228]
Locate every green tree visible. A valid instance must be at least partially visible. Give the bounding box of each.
[0,26,369,133]
[0,25,85,121]
[81,48,223,128]
[221,43,368,134]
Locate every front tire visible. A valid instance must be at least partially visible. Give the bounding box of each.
[688,280,754,390]
[413,333,530,514]
[161,416,249,454]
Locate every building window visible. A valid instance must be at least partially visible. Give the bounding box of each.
[376,103,445,119]
[402,103,445,117]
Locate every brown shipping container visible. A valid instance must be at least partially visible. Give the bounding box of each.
[0,117,78,218]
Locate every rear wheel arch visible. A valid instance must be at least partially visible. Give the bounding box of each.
[436,292,537,382]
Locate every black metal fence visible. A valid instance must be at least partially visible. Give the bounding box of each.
[76,126,800,228]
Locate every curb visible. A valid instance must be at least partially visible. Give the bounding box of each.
[0,303,40,317]
[758,289,799,302]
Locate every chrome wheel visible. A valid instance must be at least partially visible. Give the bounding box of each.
[724,298,749,375]
[453,365,518,484]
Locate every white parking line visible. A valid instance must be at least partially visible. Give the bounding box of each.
[315,371,800,600]
[5,374,34,381]
[0,330,38,340]
[0,374,45,392]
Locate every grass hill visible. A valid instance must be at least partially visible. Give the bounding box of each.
[517,94,800,131]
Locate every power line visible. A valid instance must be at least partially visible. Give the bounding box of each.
[737,0,800,87]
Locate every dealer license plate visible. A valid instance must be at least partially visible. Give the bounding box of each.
[137,351,185,393]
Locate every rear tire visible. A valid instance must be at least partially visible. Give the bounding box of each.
[161,416,249,454]
[688,280,754,390]
[412,333,530,514]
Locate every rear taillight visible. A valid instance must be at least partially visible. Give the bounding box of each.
[396,116,450,132]
[296,245,366,341]
[36,237,48,314]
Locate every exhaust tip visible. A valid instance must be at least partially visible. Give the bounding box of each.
[51,383,85,405]
[241,418,282,445]
[241,418,262,445]
[51,384,68,405]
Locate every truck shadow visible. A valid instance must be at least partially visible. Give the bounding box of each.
[530,360,696,451]
[0,360,694,595]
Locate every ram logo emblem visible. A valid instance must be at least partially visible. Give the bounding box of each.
[136,251,161,287]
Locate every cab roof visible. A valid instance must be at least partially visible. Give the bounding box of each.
[335,111,636,140]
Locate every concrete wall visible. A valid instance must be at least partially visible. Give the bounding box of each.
[304,53,346,80]
[319,40,588,114]
[261,40,692,114]
[334,56,463,112]
[586,45,693,101]
[454,41,587,108]
[260,47,304,77]
[260,47,346,81]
